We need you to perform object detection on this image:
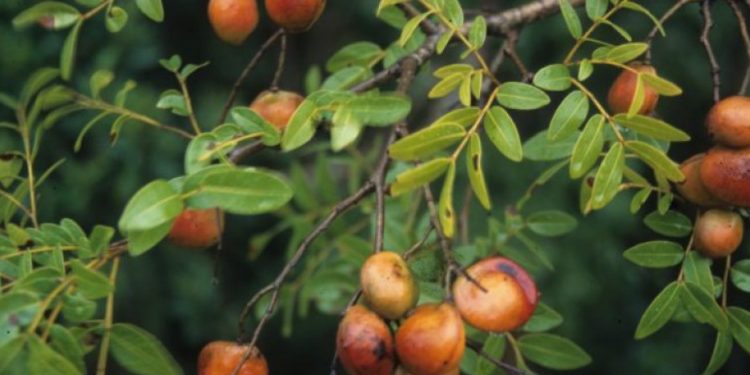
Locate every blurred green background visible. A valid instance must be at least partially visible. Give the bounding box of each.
[1,0,749,374]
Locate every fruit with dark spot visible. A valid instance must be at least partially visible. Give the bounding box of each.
[607,64,659,115]
[168,209,224,248]
[453,256,538,332]
[395,303,465,375]
[675,153,724,207]
[694,209,744,258]
[336,305,395,375]
[249,90,305,130]
[208,0,259,45]
[264,0,326,33]
[700,147,750,207]
[360,251,419,320]
[197,341,268,375]
[707,96,750,148]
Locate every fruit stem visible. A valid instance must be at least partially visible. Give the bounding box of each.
[722,255,731,308]
[270,31,288,91]
[563,3,624,64]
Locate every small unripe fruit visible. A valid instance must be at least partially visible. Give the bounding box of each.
[395,303,465,375]
[208,0,259,45]
[360,251,419,320]
[607,64,660,115]
[453,257,538,332]
[707,96,750,148]
[249,90,304,130]
[336,305,395,375]
[700,147,750,207]
[197,341,268,375]
[675,154,724,207]
[264,0,326,33]
[694,209,744,258]
[168,209,224,248]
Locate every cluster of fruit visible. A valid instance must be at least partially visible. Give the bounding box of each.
[208,0,326,44]
[337,253,538,375]
[676,96,750,258]
[607,63,747,260]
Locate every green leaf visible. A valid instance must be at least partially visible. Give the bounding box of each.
[184,133,218,175]
[185,168,293,215]
[390,158,451,196]
[680,282,728,332]
[330,107,364,151]
[231,107,280,146]
[731,260,750,293]
[533,64,572,91]
[627,141,684,182]
[586,0,608,20]
[0,336,26,373]
[105,6,129,33]
[523,302,564,333]
[468,16,487,50]
[642,73,682,96]
[466,134,491,210]
[614,114,690,142]
[27,335,80,375]
[399,12,432,47]
[110,323,182,375]
[48,325,85,373]
[558,0,582,38]
[438,163,456,238]
[519,333,591,370]
[523,130,580,161]
[322,66,372,90]
[118,180,183,233]
[442,0,464,26]
[21,68,60,107]
[429,73,464,98]
[159,55,182,72]
[496,82,550,110]
[578,59,594,81]
[0,291,38,316]
[702,331,733,375]
[728,307,750,353]
[623,241,684,268]
[281,99,318,151]
[436,29,454,54]
[432,107,480,128]
[474,334,506,375]
[548,90,589,141]
[484,106,523,162]
[12,1,80,30]
[89,225,114,256]
[60,21,82,81]
[326,42,383,72]
[435,64,474,79]
[69,260,112,299]
[527,210,578,237]
[590,143,624,209]
[683,252,714,294]
[388,124,465,161]
[634,281,680,339]
[644,210,692,238]
[605,43,649,64]
[347,93,411,126]
[135,0,164,22]
[570,115,605,178]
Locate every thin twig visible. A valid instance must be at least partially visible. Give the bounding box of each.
[176,74,202,134]
[729,0,750,95]
[96,257,120,375]
[700,0,721,103]
[270,31,288,91]
[503,30,532,82]
[645,0,692,63]
[217,29,284,125]
[466,337,528,375]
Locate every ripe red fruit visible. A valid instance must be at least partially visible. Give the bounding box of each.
[700,147,750,207]
[197,341,268,375]
[208,0,259,45]
[360,251,419,320]
[675,153,724,207]
[336,305,395,375]
[607,64,660,115]
[694,209,744,258]
[264,0,326,33]
[249,90,304,130]
[706,96,750,148]
[395,303,465,375]
[453,257,538,332]
[168,208,224,248]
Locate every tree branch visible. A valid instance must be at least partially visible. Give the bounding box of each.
[700,0,721,102]
[729,0,750,95]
